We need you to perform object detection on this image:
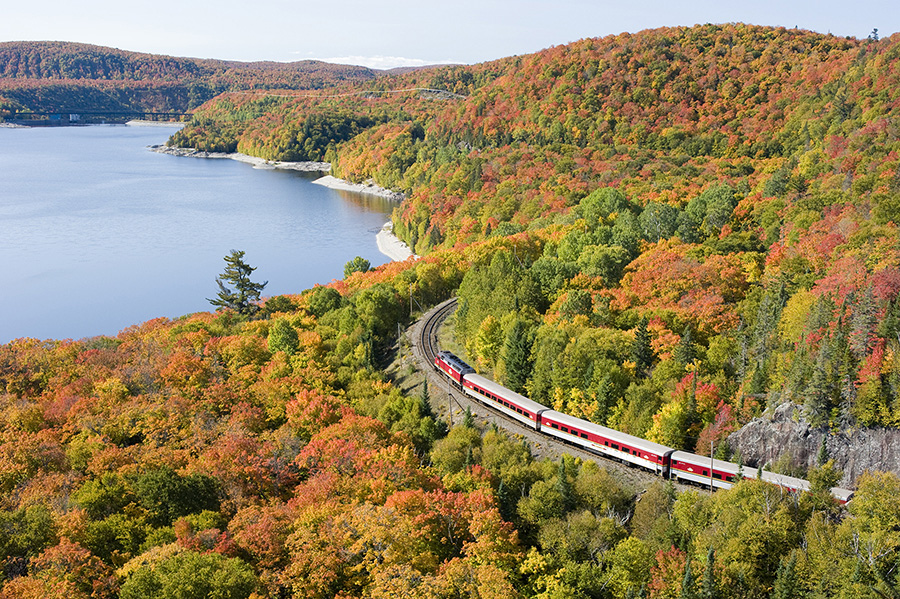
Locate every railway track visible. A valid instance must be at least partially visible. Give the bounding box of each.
[418,297,458,365]
[411,297,676,491]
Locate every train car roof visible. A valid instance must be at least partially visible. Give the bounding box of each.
[670,450,749,476]
[437,351,474,372]
[543,410,674,456]
[830,487,854,502]
[464,374,549,414]
[758,469,811,492]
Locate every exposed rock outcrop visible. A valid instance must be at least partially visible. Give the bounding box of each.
[727,402,900,488]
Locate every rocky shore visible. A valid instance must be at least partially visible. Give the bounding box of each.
[149,145,330,172]
[311,174,406,202]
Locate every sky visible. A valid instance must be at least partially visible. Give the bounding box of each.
[1,0,898,69]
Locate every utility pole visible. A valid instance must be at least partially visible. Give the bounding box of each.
[710,440,714,494]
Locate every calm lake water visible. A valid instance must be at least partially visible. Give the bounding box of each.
[0,125,394,343]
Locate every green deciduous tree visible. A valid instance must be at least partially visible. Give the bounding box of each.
[344,256,371,278]
[119,550,258,599]
[267,318,299,355]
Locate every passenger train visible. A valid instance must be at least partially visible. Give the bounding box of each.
[434,351,854,503]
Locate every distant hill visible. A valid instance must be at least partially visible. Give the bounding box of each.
[0,41,379,117]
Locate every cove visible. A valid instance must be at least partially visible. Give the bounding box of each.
[0,124,394,343]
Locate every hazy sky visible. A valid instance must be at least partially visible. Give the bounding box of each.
[2,0,898,69]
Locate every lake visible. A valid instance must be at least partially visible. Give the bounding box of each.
[0,124,395,343]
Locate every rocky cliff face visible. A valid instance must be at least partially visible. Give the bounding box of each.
[726,402,900,489]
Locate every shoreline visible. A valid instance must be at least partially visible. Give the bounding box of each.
[126,120,186,128]
[375,221,417,262]
[311,174,406,202]
[149,145,331,172]
[151,145,415,262]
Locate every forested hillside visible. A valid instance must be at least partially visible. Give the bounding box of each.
[0,41,378,117]
[6,23,900,598]
[170,24,900,444]
[2,239,900,599]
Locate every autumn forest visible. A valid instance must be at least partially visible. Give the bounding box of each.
[3,23,900,599]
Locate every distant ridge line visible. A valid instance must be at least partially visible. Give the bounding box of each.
[224,87,467,100]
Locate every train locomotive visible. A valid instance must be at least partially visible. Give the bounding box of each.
[434,351,853,503]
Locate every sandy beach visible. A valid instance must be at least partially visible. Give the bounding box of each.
[375,221,416,262]
[126,120,186,128]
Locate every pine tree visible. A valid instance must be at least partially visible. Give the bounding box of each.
[680,556,697,599]
[503,317,534,394]
[805,340,833,426]
[556,456,574,511]
[496,479,514,521]
[462,406,474,428]
[772,552,801,599]
[701,547,717,599]
[675,326,697,369]
[632,317,653,376]
[208,249,267,316]
[817,434,828,466]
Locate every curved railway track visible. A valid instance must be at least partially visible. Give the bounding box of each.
[412,297,676,490]
[419,297,458,366]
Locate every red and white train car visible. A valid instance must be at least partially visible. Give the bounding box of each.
[669,451,745,490]
[462,373,546,430]
[758,468,853,504]
[540,410,674,476]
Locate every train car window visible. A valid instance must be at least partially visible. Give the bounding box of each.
[561,426,569,433]
[604,441,609,446]
[633,450,639,456]
[726,476,735,482]
[550,423,558,429]
[713,473,722,480]
[581,433,588,439]
[611,443,619,450]
[702,470,709,476]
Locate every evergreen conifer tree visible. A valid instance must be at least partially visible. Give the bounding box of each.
[504,317,534,394]
[208,250,267,316]
[701,547,717,599]
[462,406,474,428]
[675,326,697,368]
[772,552,800,599]
[632,317,653,376]
[680,556,697,599]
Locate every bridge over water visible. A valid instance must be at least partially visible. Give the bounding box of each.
[5,110,190,125]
